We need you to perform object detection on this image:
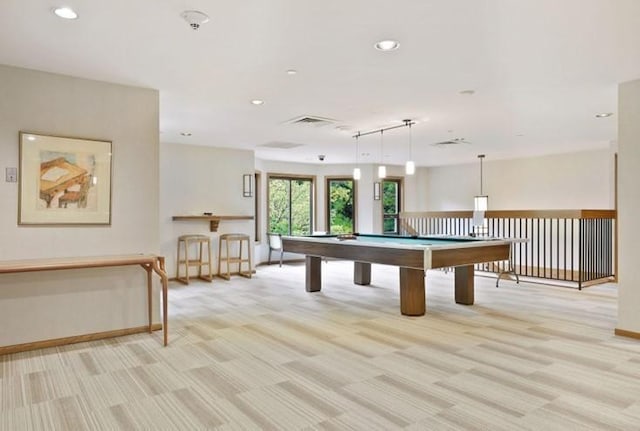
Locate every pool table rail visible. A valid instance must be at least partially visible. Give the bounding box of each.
[282,235,511,270]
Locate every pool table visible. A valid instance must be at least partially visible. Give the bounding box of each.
[281,233,511,316]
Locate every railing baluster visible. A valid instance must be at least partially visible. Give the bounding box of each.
[525,218,530,277]
[555,218,559,280]
[563,218,567,281]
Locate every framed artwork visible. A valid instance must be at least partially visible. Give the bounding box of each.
[18,132,112,225]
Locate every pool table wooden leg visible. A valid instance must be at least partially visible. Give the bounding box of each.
[354,262,371,285]
[399,267,426,316]
[305,256,322,292]
[455,265,474,305]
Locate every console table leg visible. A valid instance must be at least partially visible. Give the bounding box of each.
[147,267,152,333]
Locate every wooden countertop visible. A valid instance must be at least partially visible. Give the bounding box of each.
[172,215,254,231]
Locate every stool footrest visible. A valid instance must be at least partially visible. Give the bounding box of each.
[223,258,250,263]
[178,260,212,267]
[176,275,213,284]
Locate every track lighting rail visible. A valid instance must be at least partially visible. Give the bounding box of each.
[353,120,415,139]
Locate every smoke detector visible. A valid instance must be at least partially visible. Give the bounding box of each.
[181,10,209,30]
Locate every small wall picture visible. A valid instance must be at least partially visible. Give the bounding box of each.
[19,132,112,225]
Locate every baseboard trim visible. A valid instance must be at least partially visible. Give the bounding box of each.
[614,328,640,340]
[0,323,163,356]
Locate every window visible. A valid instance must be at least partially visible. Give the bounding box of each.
[254,172,261,242]
[326,177,356,234]
[382,178,402,234]
[268,175,314,235]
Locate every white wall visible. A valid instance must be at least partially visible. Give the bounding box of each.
[425,150,612,210]
[404,167,430,212]
[160,143,255,275]
[0,65,160,346]
[617,78,640,333]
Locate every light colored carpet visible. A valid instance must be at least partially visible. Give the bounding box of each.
[1,261,639,430]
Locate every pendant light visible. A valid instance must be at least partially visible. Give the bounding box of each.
[378,130,386,179]
[473,154,488,211]
[352,120,416,180]
[353,133,361,180]
[404,119,415,175]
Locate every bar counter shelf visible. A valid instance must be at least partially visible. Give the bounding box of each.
[172,215,254,232]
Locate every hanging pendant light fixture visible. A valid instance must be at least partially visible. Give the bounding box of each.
[404,119,415,175]
[352,120,416,180]
[378,130,386,179]
[353,133,361,180]
[474,154,488,211]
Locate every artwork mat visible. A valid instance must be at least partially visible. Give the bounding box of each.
[19,132,112,225]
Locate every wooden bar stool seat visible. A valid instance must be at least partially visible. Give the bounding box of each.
[176,234,213,285]
[218,233,252,280]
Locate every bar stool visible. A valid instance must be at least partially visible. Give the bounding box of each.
[218,233,252,280]
[176,234,213,285]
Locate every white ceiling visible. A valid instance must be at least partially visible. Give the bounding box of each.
[1,0,639,167]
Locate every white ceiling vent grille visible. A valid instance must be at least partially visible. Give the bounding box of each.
[431,138,471,147]
[259,141,304,149]
[286,115,337,126]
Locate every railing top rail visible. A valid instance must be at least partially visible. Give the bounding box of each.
[400,209,616,219]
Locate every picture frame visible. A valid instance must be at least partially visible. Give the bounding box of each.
[18,132,112,225]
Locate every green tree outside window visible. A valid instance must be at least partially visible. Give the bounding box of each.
[327,179,355,234]
[268,177,312,235]
[383,180,400,234]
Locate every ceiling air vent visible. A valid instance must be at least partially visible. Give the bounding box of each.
[286,115,337,126]
[259,141,304,149]
[431,138,471,147]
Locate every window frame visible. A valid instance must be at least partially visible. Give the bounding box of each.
[381,176,403,235]
[325,176,357,234]
[266,173,317,236]
[254,171,261,243]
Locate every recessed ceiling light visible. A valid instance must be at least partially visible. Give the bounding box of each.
[374,40,400,51]
[286,69,297,75]
[53,7,78,19]
[459,89,475,95]
[180,132,192,137]
[595,112,613,118]
[251,99,264,105]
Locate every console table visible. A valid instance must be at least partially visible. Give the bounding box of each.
[0,254,168,353]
